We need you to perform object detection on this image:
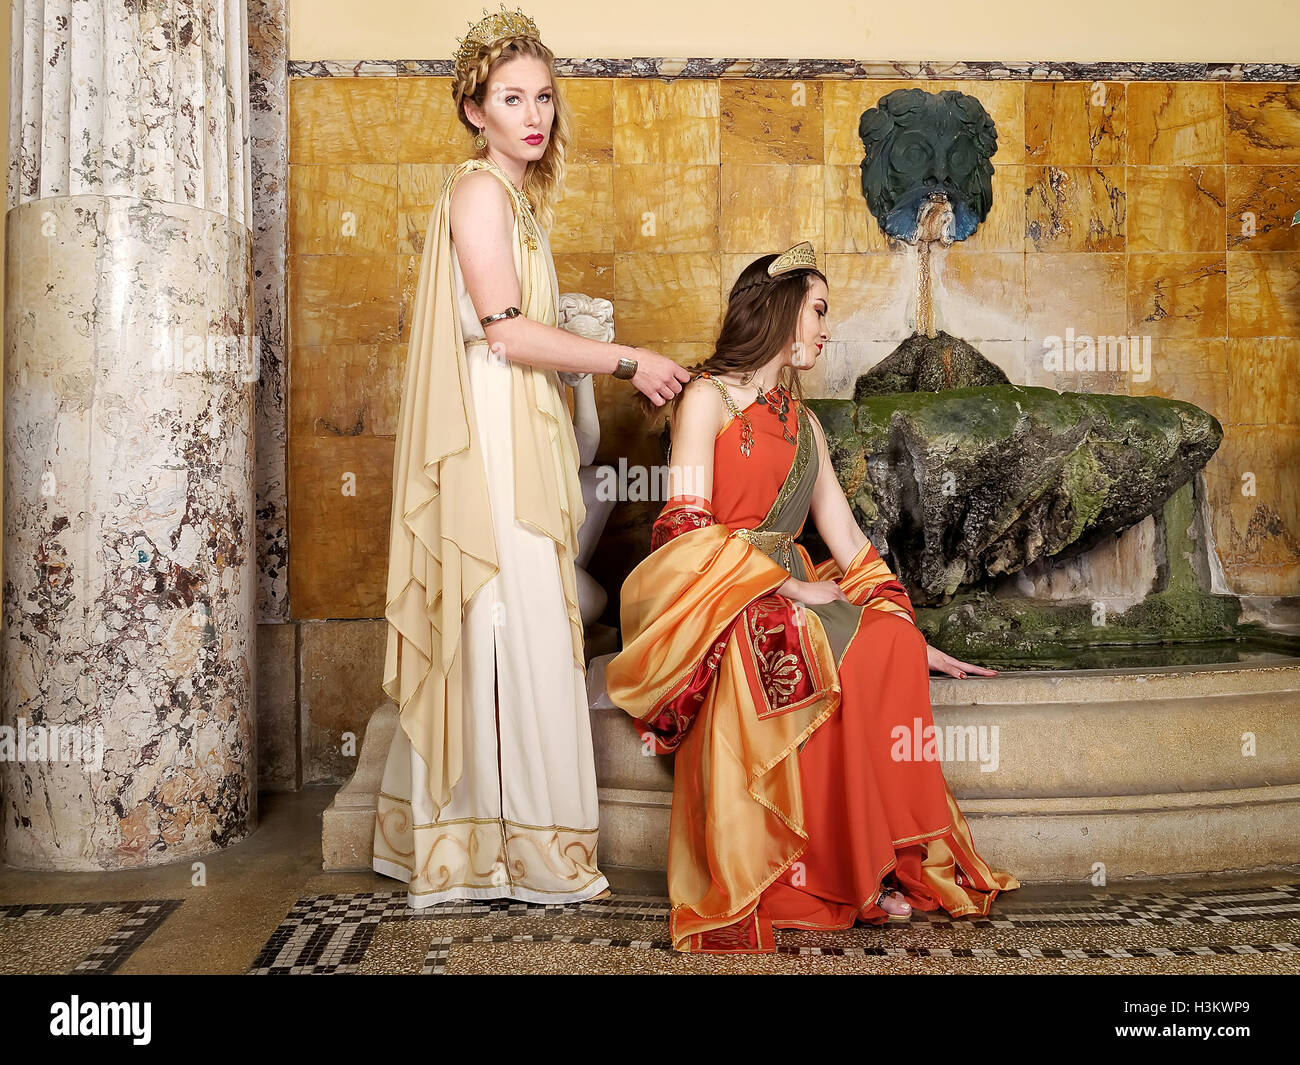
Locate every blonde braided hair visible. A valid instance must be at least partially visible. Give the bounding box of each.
[452,35,570,232]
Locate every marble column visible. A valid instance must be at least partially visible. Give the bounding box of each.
[2,1,257,868]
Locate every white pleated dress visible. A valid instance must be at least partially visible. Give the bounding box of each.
[372,217,610,907]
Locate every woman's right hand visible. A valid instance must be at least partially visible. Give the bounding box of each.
[627,347,691,406]
[778,578,849,605]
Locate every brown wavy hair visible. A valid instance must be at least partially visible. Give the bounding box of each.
[452,36,570,231]
[653,254,828,429]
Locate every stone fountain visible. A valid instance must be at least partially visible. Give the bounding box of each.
[800,87,1299,668]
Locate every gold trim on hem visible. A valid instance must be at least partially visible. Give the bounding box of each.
[403,872,609,897]
[893,823,953,847]
[375,797,600,838]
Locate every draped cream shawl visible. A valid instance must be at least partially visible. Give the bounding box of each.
[383,157,586,814]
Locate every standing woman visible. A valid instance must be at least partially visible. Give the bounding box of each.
[374,7,689,906]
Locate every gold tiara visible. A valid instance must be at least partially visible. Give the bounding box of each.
[767,240,819,277]
[454,5,543,83]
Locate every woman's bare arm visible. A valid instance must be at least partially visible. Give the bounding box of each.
[448,172,687,403]
[449,173,614,373]
[804,410,921,623]
[806,411,872,572]
[663,379,723,503]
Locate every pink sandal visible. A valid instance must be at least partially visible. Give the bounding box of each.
[878,888,913,923]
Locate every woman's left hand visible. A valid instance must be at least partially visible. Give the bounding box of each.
[925,643,998,679]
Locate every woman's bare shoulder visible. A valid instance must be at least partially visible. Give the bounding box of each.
[449,168,513,220]
[672,376,726,435]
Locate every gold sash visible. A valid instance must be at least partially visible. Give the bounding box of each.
[383,157,586,815]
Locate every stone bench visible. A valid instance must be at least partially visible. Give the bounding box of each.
[324,653,1300,881]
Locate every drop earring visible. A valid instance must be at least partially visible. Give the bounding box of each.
[474,127,487,151]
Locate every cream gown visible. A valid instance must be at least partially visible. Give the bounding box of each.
[372,167,609,906]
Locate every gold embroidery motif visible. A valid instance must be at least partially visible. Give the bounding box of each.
[745,600,807,710]
[734,528,795,570]
[375,796,604,897]
[415,821,505,892]
[761,649,802,703]
[375,804,415,859]
[401,872,608,897]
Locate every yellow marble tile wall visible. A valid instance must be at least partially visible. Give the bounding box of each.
[288,76,1300,617]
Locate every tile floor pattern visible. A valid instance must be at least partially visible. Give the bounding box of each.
[247,883,1300,975]
[0,900,183,974]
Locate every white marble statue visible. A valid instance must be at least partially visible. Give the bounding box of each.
[556,293,617,625]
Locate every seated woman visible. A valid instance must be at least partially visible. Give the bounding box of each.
[605,241,1019,954]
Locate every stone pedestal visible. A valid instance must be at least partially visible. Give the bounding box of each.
[320,702,398,871]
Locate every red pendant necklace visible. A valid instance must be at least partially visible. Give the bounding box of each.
[754,384,797,445]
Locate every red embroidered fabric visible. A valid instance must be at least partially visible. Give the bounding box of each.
[650,503,717,551]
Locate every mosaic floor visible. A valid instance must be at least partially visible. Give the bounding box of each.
[4,883,1299,974]
[3,795,1296,975]
[0,899,183,974]
[243,883,1300,975]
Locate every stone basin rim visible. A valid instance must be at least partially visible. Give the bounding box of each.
[928,656,1299,681]
[920,656,1300,702]
[586,652,1300,709]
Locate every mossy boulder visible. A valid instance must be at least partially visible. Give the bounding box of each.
[806,383,1222,606]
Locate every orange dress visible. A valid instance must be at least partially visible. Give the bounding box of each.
[606,376,1018,953]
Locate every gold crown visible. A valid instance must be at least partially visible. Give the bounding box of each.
[767,240,819,277]
[454,5,542,82]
